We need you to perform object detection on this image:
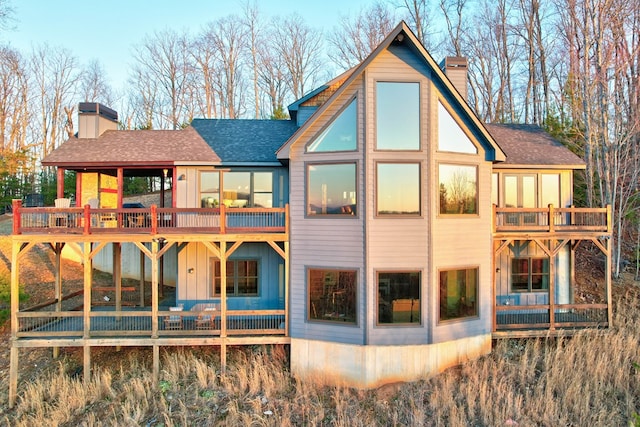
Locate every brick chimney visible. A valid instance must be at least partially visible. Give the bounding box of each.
[78,102,118,138]
[440,57,468,100]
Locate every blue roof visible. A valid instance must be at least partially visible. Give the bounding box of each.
[191,119,298,164]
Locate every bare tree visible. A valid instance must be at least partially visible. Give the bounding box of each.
[79,59,115,106]
[271,14,324,99]
[243,1,263,119]
[327,2,397,70]
[29,44,81,157]
[131,29,194,129]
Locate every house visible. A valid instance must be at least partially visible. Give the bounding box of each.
[7,22,611,407]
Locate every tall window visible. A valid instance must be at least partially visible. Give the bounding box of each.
[307,163,357,215]
[212,259,259,297]
[377,271,420,324]
[439,164,478,215]
[511,258,549,292]
[439,268,478,321]
[308,268,357,324]
[376,82,420,150]
[200,171,220,208]
[223,171,273,208]
[377,163,420,215]
[307,99,357,152]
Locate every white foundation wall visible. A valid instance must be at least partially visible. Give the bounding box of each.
[290,334,492,388]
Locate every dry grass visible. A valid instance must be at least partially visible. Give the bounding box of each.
[0,288,638,426]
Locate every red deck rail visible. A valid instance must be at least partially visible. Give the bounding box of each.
[11,199,288,235]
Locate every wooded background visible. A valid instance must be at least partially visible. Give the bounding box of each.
[0,0,638,276]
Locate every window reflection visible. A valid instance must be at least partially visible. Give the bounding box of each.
[378,272,420,324]
[438,101,477,154]
[376,82,420,150]
[307,163,357,215]
[200,171,220,208]
[377,163,420,215]
[439,164,478,214]
[307,99,357,152]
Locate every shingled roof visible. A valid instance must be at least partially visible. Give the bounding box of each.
[42,127,219,167]
[191,119,298,165]
[485,123,585,169]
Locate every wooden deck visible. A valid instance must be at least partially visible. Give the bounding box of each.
[492,204,612,338]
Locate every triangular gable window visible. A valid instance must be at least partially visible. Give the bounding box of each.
[307,99,357,152]
[438,101,477,154]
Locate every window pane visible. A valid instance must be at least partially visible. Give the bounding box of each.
[438,101,477,153]
[307,99,357,152]
[308,269,357,324]
[212,259,259,297]
[439,268,478,321]
[200,171,220,207]
[223,172,251,207]
[308,163,357,215]
[377,163,420,215]
[542,174,560,207]
[253,172,273,193]
[511,258,530,292]
[376,82,420,150]
[378,272,420,324]
[439,164,478,214]
[530,258,549,291]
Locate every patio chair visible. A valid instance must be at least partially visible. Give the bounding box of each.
[164,306,183,330]
[195,307,217,329]
[49,198,71,227]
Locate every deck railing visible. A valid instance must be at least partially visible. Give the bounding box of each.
[493,204,611,234]
[11,200,288,235]
[16,307,287,339]
[495,303,608,331]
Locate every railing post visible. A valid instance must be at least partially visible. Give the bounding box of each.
[151,205,158,234]
[220,203,226,234]
[12,199,21,235]
[83,204,91,235]
[492,203,496,233]
[548,204,554,233]
[606,204,612,234]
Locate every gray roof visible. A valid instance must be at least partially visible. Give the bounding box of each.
[485,123,585,168]
[42,127,219,167]
[191,119,298,164]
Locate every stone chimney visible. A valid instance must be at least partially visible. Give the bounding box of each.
[440,57,468,100]
[78,102,118,138]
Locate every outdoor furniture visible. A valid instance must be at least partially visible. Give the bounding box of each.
[163,306,184,330]
[49,198,71,227]
[192,303,220,329]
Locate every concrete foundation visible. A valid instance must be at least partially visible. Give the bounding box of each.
[290,334,492,388]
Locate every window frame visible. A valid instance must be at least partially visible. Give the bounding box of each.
[510,257,549,293]
[437,162,479,216]
[307,267,358,325]
[305,161,358,217]
[375,161,422,217]
[211,258,259,297]
[375,81,421,151]
[199,170,221,208]
[376,270,421,326]
[222,170,274,208]
[438,266,480,323]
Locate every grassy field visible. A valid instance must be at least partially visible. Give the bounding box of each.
[0,214,639,426]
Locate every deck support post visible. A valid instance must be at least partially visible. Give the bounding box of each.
[153,345,159,384]
[548,240,556,330]
[83,345,91,385]
[140,247,145,307]
[114,242,122,321]
[83,242,92,339]
[606,236,613,326]
[151,240,159,338]
[53,242,63,359]
[9,240,20,408]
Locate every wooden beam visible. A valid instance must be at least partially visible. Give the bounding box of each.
[9,240,20,408]
[267,241,286,260]
[226,240,243,258]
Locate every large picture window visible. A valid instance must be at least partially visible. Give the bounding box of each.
[377,163,420,215]
[307,163,357,215]
[376,82,420,150]
[377,272,420,324]
[511,258,549,292]
[212,259,259,297]
[437,101,477,154]
[308,268,357,324]
[223,171,273,208]
[200,171,220,208]
[439,164,478,215]
[439,268,478,321]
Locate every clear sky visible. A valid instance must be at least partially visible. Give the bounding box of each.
[5,0,381,92]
